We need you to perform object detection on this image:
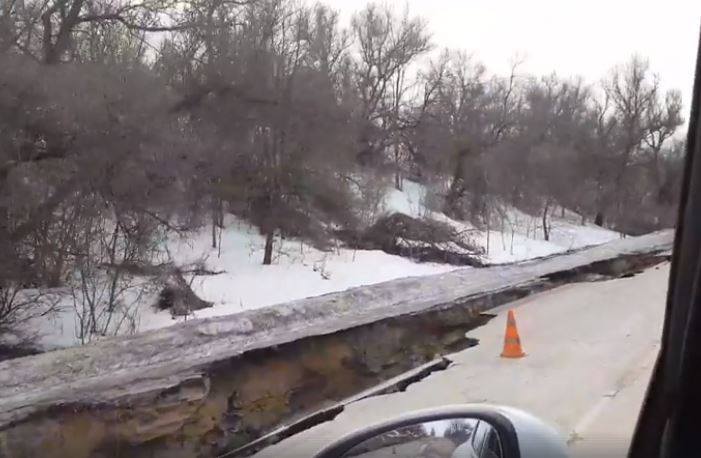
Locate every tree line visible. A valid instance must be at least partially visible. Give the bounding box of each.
[0,0,686,342]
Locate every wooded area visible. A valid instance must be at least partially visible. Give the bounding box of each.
[0,0,686,344]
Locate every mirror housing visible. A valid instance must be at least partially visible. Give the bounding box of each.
[314,405,568,458]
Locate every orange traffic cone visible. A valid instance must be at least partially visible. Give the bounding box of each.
[501,310,526,358]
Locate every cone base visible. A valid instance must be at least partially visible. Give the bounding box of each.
[500,352,526,358]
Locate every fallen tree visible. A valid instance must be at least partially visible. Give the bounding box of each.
[348,213,485,266]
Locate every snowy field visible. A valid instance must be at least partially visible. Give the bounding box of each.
[21,181,621,350]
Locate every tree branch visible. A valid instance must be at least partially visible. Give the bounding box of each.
[77,13,191,32]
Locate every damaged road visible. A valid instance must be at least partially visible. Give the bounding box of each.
[224,357,455,457]
[0,231,673,458]
[226,251,671,457]
[254,262,671,457]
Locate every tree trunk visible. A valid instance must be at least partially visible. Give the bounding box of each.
[211,198,223,249]
[445,179,464,219]
[394,143,402,190]
[47,258,64,288]
[510,229,515,255]
[470,191,485,222]
[42,0,85,64]
[263,231,274,265]
[218,199,224,227]
[542,201,550,241]
[594,211,604,227]
[211,216,217,249]
[650,151,667,205]
[485,224,490,254]
[445,148,469,219]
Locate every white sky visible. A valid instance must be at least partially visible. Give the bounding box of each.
[325,0,700,118]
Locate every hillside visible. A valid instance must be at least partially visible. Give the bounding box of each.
[15,181,621,351]
[384,180,621,263]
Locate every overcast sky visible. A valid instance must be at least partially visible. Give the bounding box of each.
[325,0,700,118]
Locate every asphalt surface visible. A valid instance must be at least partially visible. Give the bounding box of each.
[256,263,669,457]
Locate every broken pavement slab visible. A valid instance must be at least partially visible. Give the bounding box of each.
[0,230,673,457]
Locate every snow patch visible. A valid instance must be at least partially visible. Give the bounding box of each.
[382,180,621,264]
[382,181,428,218]
[196,318,255,337]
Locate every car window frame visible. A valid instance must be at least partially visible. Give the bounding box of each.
[629,24,701,458]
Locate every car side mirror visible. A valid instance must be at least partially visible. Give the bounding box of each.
[313,405,569,458]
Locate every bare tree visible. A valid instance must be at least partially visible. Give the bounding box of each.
[70,207,161,344]
[351,3,431,166]
[504,74,591,239]
[0,0,195,63]
[417,51,524,222]
[644,89,684,193]
[0,284,61,344]
[596,55,683,229]
[160,0,360,264]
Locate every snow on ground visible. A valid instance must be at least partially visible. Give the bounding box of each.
[383,180,621,264]
[23,180,621,349]
[381,180,430,219]
[145,218,456,330]
[471,209,622,264]
[26,284,160,350]
[28,216,455,349]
